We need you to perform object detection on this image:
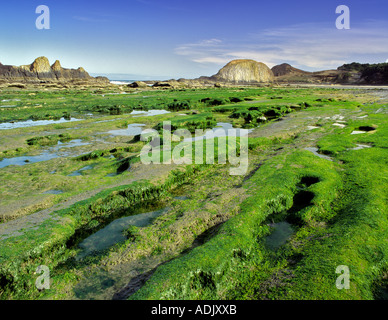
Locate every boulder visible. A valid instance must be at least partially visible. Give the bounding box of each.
[210,59,274,83]
[30,56,51,73]
[128,81,148,88]
[152,81,172,87]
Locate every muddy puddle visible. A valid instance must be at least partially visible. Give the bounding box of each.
[0,117,81,130]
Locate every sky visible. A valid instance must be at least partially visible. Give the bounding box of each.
[0,0,388,80]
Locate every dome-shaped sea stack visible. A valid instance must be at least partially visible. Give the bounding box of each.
[212,59,274,83]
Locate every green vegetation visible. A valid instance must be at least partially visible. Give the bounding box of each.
[131,149,343,299]
[0,165,202,299]
[339,62,388,83]
[26,133,72,146]
[155,113,217,133]
[0,84,386,300]
[131,99,388,300]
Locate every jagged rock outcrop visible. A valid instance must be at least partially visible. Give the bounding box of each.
[209,59,274,83]
[51,60,62,72]
[152,81,173,88]
[0,56,109,85]
[30,56,52,73]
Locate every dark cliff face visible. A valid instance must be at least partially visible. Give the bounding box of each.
[0,57,109,84]
[271,62,388,85]
[338,62,388,84]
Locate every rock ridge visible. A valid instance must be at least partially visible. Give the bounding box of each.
[0,56,109,84]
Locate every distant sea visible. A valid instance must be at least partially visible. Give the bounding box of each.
[109,80,138,85]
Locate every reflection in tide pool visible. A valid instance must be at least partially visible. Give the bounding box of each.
[108,123,145,136]
[131,110,170,117]
[54,139,90,149]
[0,117,80,130]
[0,152,58,169]
[0,139,90,169]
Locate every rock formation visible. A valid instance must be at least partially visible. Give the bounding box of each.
[51,60,62,72]
[209,59,274,83]
[271,62,363,84]
[127,81,148,88]
[271,63,310,77]
[0,56,109,85]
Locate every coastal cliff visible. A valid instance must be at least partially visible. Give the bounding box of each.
[0,57,109,85]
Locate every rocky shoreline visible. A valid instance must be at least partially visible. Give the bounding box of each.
[1,57,387,90]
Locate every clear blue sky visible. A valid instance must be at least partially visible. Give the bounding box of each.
[1,0,387,79]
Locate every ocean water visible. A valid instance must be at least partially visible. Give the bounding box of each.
[109,80,155,86]
[110,80,138,85]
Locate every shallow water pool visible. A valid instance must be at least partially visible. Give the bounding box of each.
[265,221,294,250]
[0,117,81,130]
[76,208,168,259]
